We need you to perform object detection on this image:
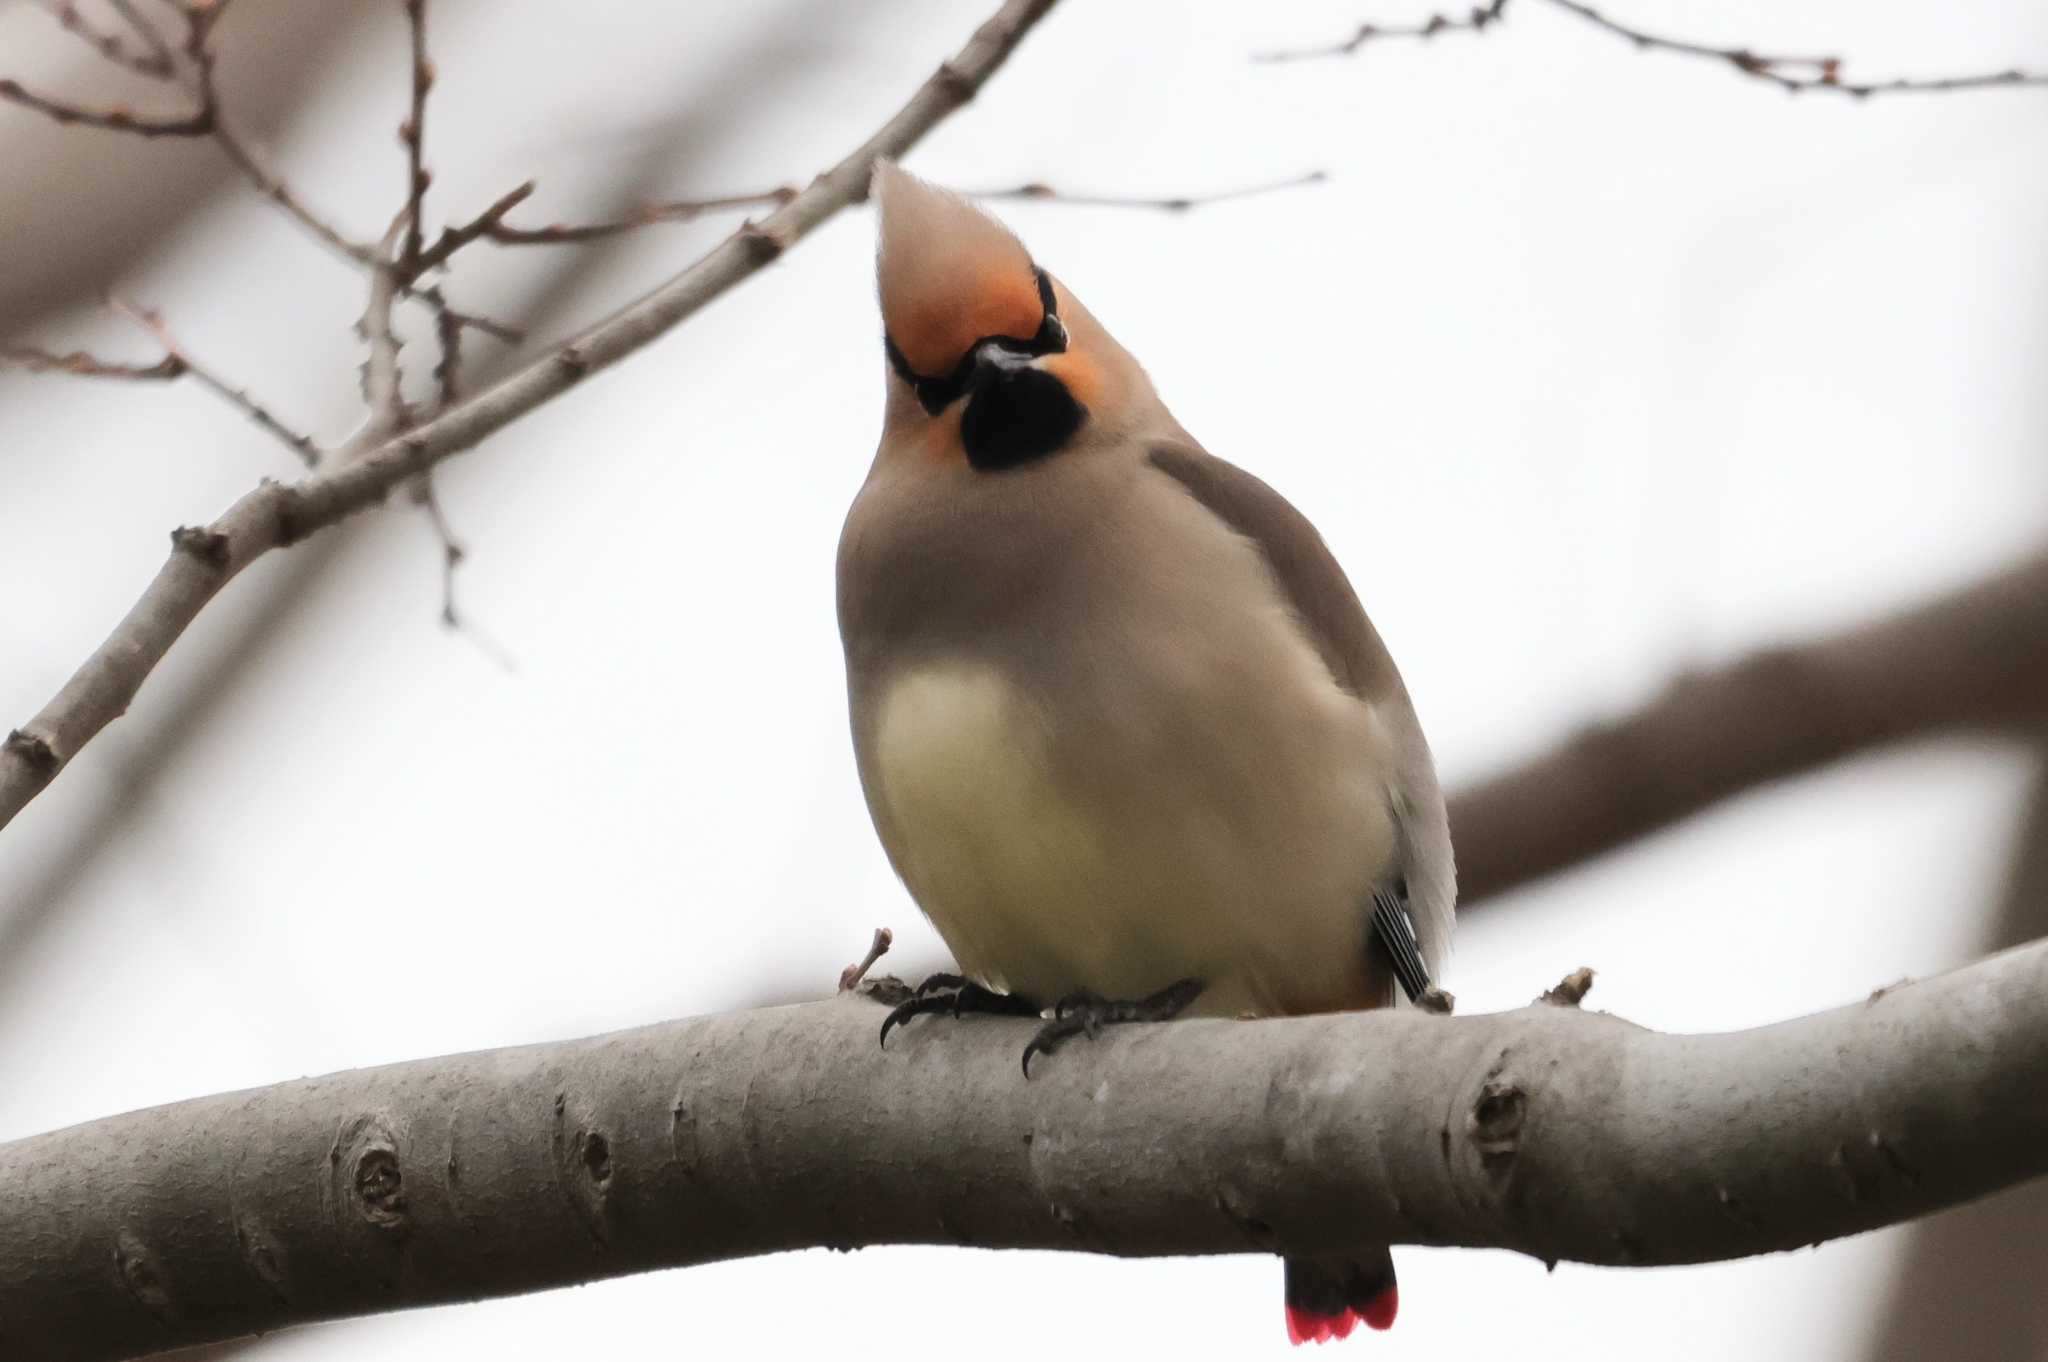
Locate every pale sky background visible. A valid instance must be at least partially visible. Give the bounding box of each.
[2,1,2046,1359]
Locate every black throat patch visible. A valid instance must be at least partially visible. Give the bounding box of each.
[960,366,1086,472]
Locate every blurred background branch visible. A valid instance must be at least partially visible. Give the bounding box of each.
[1451,547,2048,905]
[1260,0,2048,96]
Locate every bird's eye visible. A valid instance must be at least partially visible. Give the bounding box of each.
[1034,311,1067,354]
[1031,268,1067,354]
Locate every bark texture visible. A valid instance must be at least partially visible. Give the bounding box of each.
[5,939,2048,1361]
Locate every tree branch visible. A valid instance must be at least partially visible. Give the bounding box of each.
[1450,549,2048,904]
[398,0,431,276]
[478,169,1329,246]
[0,345,184,380]
[971,169,1327,212]
[0,0,1062,833]
[6,939,2048,1360]
[1260,0,2048,97]
[109,297,321,466]
[31,0,178,79]
[0,74,209,135]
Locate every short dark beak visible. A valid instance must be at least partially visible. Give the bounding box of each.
[967,339,1035,392]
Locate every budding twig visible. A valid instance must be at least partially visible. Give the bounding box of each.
[1260,0,2048,97]
[399,0,433,275]
[0,346,183,381]
[482,188,800,245]
[30,0,178,79]
[108,298,321,466]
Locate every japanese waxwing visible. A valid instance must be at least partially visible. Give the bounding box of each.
[837,160,1456,1344]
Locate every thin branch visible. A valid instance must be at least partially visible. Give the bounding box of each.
[0,74,209,134]
[1260,0,2048,96]
[1256,2,1507,61]
[0,345,183,380]
[412,476,464,629]
[353,221,409,434]
[31,0,178,79]
[109,297,320,467]
[106,0,179,76]
[480,186,796,246]
[1449,548,2048,905]
[180,3,372,261]
[430,301,524,345]
[3,0,374,258]
[1540,0,2048,97]
[398,0,431,274]
[7,938,2048,1361]
[0,0,1063,833]
[972,169,1328,212]
[408,179,536,277]
[425,285,464,410]
[480,171,1325,245]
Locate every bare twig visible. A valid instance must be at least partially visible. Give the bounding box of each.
[482,187,797,245]
[431,301,524,345]
[0,0,1063,832]
[412,476,465,628]
[108,298,320,466]
[409,180,537,276]
[1450,548,2048,905]
[31,0,178,78]
[0,75,208,133]
[1256,2,1506,60]
[0,346,183,380]
[399,0,432,274]
[354,236,409,434]
[482,172,1325,245]
[3,0,373,259]
[1540,0,2048,97]
[106,0,179,76]
[838,926,894,991]
[178,3,371,261]
[1260,0,2048,97]
[8,937,2048,1360]
[973,169,1327,212]
[425,286,464,409]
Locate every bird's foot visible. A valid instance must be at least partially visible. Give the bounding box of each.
[879,972,1040,1048]
[1021,977,1207,1077]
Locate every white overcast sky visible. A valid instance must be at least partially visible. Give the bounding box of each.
[2,1,2046,1359]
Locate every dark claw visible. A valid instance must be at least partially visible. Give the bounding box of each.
[1020,977,1207,1078]
[879,973,1038,1049]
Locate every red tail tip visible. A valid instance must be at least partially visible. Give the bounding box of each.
[1285,1306,1360,1346]
[1284,1287,1397,1345]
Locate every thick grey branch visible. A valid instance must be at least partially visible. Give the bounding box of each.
[0,0,1060,833]
[5,940,2047,1361]
[1451,548,2048,904]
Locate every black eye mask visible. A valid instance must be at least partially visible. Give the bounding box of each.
[884,267,1069,416]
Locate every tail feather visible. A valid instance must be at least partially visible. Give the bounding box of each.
[1283,1251,1399,1345]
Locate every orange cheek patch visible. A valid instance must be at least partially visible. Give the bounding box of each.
[1041,350,1105,412]
[889,267,1045,376]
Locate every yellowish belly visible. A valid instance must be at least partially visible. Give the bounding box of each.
[869,660,1391,1015]
[872,665,1127,999]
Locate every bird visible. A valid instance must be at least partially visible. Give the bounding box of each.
[836,161,1455,1345]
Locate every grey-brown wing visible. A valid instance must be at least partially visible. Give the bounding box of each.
[1146,442,1456,983]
